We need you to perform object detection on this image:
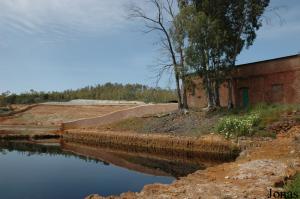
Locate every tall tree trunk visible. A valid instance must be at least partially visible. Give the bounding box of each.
[178,40,188,110]
[175,72,183,109]
[205,76,214,109]
[214,81,220,107]
[181,76,189,110]
[227,78,234,109]
[227,53,238,110]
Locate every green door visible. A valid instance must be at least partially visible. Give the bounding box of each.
[242,88,249,107]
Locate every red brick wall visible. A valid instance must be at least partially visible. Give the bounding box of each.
[186,77,208,108]
[187,55,300,108]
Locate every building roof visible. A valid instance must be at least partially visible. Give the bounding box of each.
[186,54,300,78]
[237,54,300,68]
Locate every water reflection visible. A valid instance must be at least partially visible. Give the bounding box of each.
[62,141,208,178]
[0,140,175,199]
[0,140,236,178]
[0,141,107,165]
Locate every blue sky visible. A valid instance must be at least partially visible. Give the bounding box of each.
[0,0,299,93]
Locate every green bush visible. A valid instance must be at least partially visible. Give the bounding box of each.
[216,103,300,138]
[216,113,261,138]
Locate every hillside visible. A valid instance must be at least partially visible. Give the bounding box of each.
[0,82,177,105]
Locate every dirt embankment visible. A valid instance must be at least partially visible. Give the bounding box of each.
[86,126,300,199]
[61,104,178,130]
[0,104,136,127]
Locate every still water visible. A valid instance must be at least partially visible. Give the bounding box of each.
[0,141,175,199]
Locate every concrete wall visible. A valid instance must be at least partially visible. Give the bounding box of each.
[62,103,178,130]
[187,55,300,108]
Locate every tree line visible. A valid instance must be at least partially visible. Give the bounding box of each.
[0,83,177,106]
[129,0,270,110]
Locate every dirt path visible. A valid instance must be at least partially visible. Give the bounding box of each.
[86,126,300,199]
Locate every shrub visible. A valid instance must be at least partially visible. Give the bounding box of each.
[216,104,300,139]
[216,113,261,138]
[250,103,300,125]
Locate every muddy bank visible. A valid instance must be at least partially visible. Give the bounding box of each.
[63,130,240,158]
[86,126,300,199]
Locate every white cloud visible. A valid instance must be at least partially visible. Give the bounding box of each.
[257,1,300,40]
[0,0,142,43]
[258,23,300,40]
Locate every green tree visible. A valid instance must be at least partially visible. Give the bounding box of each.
[0,83,177,105]
[223,0,270,108]
[178,0,269,109]
[178,2,228,109]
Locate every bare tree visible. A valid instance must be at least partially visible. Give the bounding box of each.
[128,0,188,110]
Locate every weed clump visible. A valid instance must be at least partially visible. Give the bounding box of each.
[216,113,260,138]
[216,103,300,138]
[285,173,300,195]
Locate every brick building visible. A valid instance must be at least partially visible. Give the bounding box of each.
[187,54,300,108]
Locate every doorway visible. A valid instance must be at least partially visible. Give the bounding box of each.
[240,88,249,107]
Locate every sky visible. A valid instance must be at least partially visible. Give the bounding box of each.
[0,0,299,94]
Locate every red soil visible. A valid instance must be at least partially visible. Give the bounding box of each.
[0,104,136,127]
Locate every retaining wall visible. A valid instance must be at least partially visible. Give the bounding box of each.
[63,130,240,157]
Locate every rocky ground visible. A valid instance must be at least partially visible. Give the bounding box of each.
[86,126,300,199]
[98,110,221,136]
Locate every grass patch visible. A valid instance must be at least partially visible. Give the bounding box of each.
[216,103,300,138]
[285,173,300,196]
[252,130,276,138]
[104,117,146,132]
[251,103,300,126]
